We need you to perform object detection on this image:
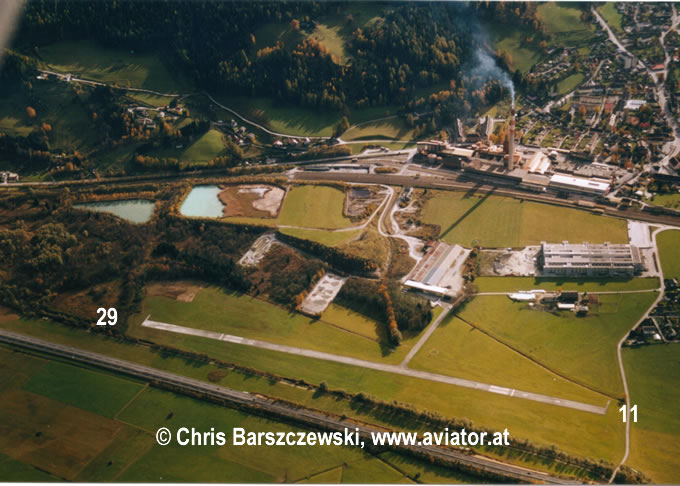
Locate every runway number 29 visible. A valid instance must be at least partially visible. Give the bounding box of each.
[96,308,118,326]
[619,404,638,423]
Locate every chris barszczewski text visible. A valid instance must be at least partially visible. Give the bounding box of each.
[155,426,511,448]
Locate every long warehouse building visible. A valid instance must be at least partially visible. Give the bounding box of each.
[539,241,644,277]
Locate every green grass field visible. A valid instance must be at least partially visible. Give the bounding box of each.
[117,387,396,483]
[23,361,143,419]
[557,73,586,95]
[0,453,56,482]
[646,192,680,209]
[597,3,624,35]
[475,276,659,293]
[0,82,100,154]
[218,96,343,137]
[321,303,437,353]
[410,313,607,404]
[130,287,417,364]
[456,293,658,397]
[623,344,680,483]
[281,228,361,246]
[278,185,353,229]
[279,227,361,246]
[181,129,227,162]
[126,92,176,107]
[488,23,542,74]
[37,41,186,93]
[0,346,431,483]
[216,95,406,139]
[537,3,597,46]
[0,317,625,465]
[656,230,680,279]
[253,22,304,53]
[342,118,415,141]
[420,191,629,248]
[146,129,228,164]
[90,142,142,173]
[489,3,596,74]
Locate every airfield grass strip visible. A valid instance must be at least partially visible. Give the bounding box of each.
[454,314,620,401]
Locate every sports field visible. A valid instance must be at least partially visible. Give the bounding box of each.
[0,316,625,465]
[420,191,629,248]
[278,185,353,229]
[656,230,680,279]
[455,293,658,397]
[409,313,607,404]
[623,344,680,484]
[37,41,186,93]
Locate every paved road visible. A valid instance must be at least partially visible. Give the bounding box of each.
[608,227,668,483]
[0,328,581,484]
[141,318,608,415]
[400,306,451,367]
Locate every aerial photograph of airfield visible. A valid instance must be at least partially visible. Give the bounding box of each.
[0,0,679,484]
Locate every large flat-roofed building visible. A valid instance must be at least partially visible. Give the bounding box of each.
[539,241,644,277]
[548,174,610,196]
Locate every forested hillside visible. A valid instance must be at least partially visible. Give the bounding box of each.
[15,1,477,110]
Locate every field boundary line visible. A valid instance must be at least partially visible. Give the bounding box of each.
[114,383,149,420]
[453,314,620,401]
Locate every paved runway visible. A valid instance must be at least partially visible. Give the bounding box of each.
[142,318,609,415]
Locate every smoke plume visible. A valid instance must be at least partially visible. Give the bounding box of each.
[470,49,515,107]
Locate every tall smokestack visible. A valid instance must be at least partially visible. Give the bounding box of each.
[506,109,515,171]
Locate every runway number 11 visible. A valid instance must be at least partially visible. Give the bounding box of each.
[619,404,638,423]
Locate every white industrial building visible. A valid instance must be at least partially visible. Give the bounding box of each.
[539,241,644,277]
[548,174,610,196]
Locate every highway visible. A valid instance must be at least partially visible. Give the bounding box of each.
[0,328,583,484]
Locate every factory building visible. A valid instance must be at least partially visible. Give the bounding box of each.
[539,241,644,277]
[548,174,610,196]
